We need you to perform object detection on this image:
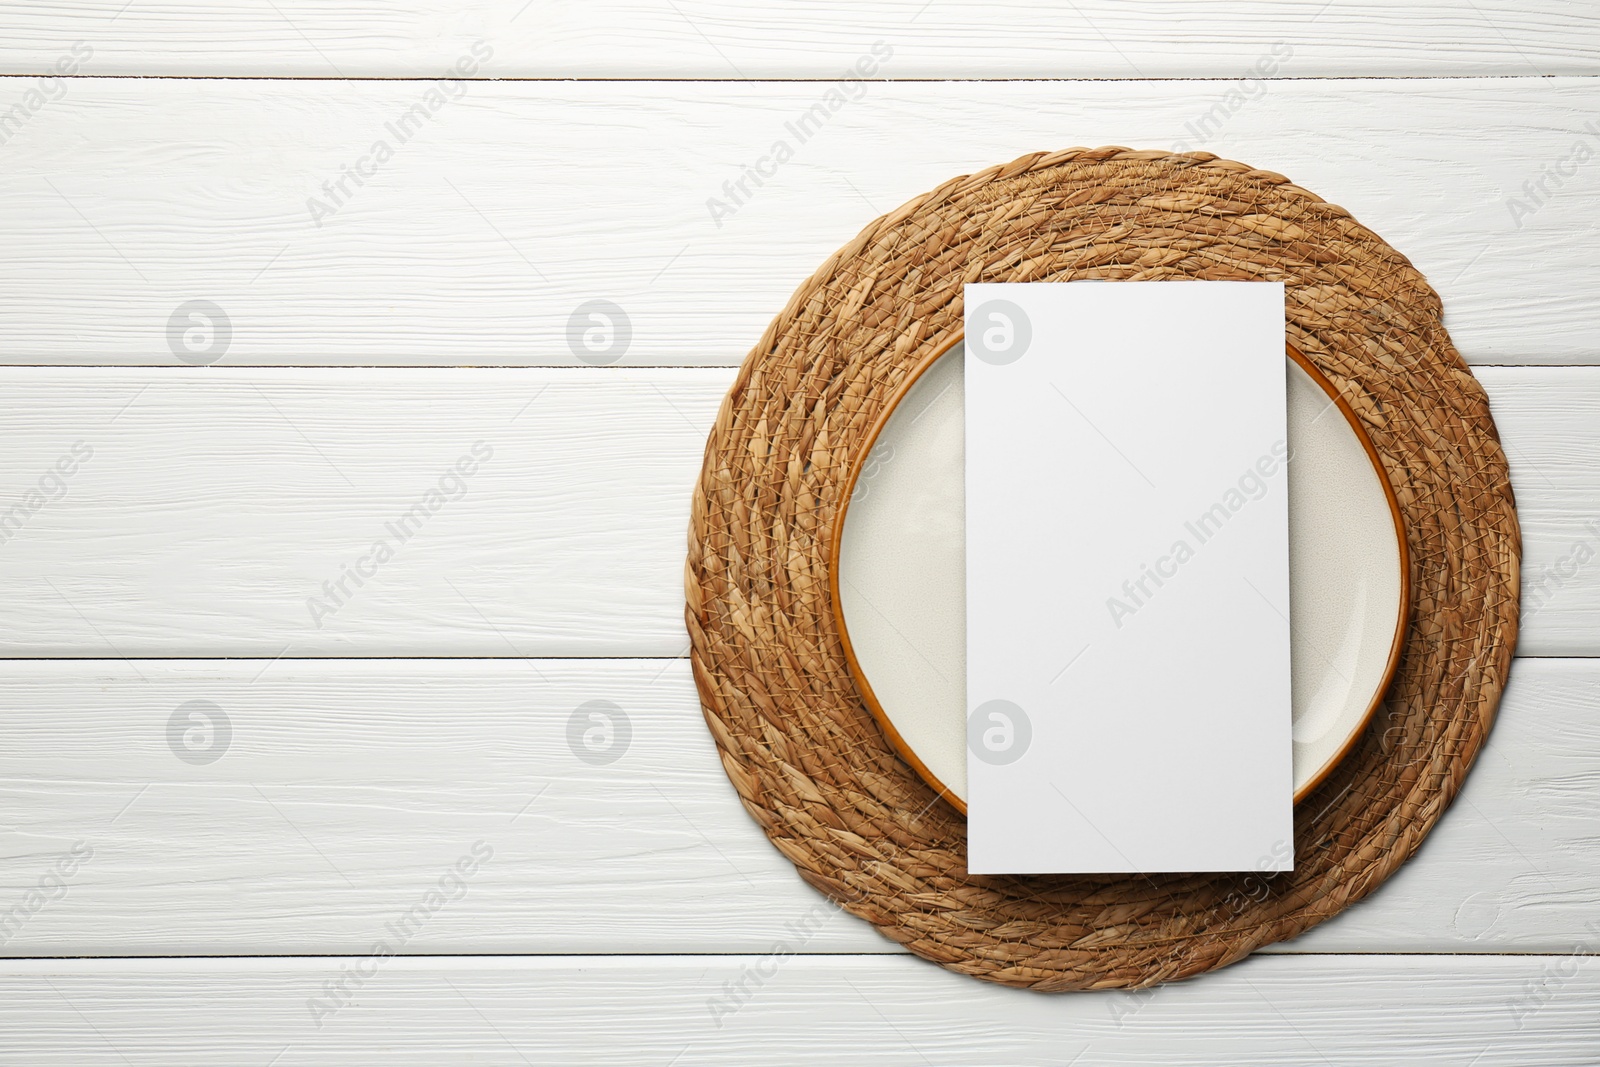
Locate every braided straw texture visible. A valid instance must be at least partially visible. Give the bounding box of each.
[685,148,1520,990]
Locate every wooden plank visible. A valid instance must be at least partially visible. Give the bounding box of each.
[1,78,1597,366]
[0,657,1593,957]
[0,657,888,955]
[1480,366,1600,658]
[0,368,725,659]
[0,366,1584,658]
[0,2,1593,78]
[2,954,1597,1064]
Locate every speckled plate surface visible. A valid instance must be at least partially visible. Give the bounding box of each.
[834,340,1409,811]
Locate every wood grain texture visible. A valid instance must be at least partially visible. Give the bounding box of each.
[2,954,1597,1064]
[2,79,1598,365]
[0,366,1585,658]
[1480,366,1600,658]
[0,3,1590,1047]
[0,368,725,658]
[0,657,1594,957]
[0,2,1593,78]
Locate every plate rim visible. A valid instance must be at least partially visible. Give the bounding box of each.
[828,336,1412,814]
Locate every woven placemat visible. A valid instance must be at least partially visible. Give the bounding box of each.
[685,147,1520,990]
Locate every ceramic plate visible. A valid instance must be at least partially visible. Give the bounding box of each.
[832,340,1409,811]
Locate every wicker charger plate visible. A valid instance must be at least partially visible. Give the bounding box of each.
[686,148,1520,990]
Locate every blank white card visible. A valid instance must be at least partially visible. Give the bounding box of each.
[964,281,1292,874]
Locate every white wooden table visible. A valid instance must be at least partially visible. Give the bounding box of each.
[2,4,1597,1062]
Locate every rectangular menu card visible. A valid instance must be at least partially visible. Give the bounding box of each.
[964,281,1292,874]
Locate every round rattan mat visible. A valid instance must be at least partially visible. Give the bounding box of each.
[685,147,1520,990]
